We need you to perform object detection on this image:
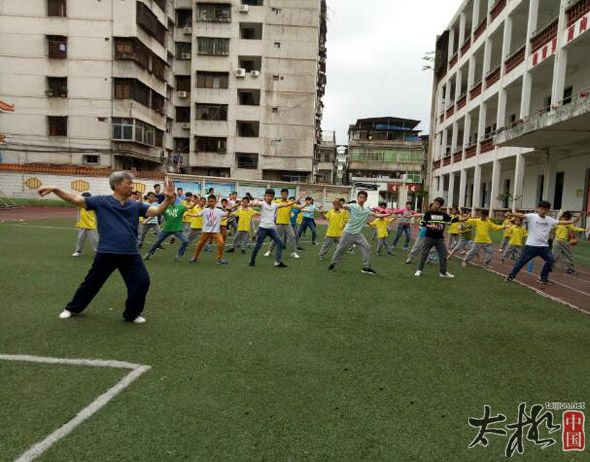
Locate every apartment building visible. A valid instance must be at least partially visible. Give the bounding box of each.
[316,130,337,183]
[171,0,327,182]
[0,0,327,181]
[428,0,590,217]
[348,117,425,207]
[0,0,175,170]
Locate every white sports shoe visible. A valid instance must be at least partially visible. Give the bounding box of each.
[72,252,81,257]
[414,270,422,277]
[133,316,146,324]
[291,252,300,259]
[264,250,271,257]
[440,272,455,278]
[59,309,72,319]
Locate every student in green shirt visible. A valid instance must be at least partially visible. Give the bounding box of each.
[144,198,195,261]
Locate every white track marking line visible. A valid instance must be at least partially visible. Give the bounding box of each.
[0,354,150,462]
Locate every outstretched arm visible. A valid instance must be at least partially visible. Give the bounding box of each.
[38,186,86,208]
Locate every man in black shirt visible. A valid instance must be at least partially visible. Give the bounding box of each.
[415,197,463,278]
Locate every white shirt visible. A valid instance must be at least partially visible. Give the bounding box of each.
[200,207,225,233]
[524,213,559,247]
[259,201,278,229]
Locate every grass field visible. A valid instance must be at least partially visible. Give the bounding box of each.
[1,218,589,461]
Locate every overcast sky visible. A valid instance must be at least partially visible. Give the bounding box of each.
[321,0,462,143]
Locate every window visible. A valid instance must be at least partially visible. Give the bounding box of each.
[271,7,281,14]
[176,42,192,59]
[197,3,231,22]
[47,77,67,97]
[136,1,166,46]
[236,121,259,137]
[47,0,66,17]
[242,0,263,6]
[48,116,68,136]
[240,23,263,40]
[114,78,133,99]
[176,9,192,27]
[195,104,228,121]
[197,37,230,56]
[563,86,573,105]
[238,56,261,72]
[114,38,166,82]
[237,89,260,106]
[273,42,281,48]
[196,71,229,89]
[83,155,99,164]
[236,152,258,169]
[112,117,163,147]
[47,35,67,58]
[554,172,565,210]
[196,137,227,153]
[176,75,191,91]
[176,107,190,122]
[174,138,190,153]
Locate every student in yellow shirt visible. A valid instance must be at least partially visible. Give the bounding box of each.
[447,207,462,250]
[552,211,585,274]
[72,192,98,257]
[462,210,505,267]
[318,200,347,260]
[498,214,514,253]
[369,215,396,256]
[186,196,205,244]
[181,192,194,233]
[227,197,261,253]
[501,217,528,263]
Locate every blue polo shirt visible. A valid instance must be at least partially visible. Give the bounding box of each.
[85,195,150,254]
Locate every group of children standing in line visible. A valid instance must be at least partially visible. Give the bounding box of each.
[72,186,587,281]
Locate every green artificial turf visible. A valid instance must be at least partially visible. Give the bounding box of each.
[0,219,589,461]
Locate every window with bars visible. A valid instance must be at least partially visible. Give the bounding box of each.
[174,138,190,153]
[242,0,263,6]
[47,77,67,97]
[47,0,66,17]
[196,72,229,89]
[236,152,258,169]
[197,3,232,22]
[114,79,165,114]
[114,38,166,82]
[176,75,191,91]
[195,104,228,121]
[197,37,230,56]
[47,35,67,58]
[176,42,192,59]
[48,116,68,136]
[196,137,227,153]
[136,1,166,46]
[176,9,193,27]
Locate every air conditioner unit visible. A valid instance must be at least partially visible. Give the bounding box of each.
[183,26,192,35]
[235,68,246,78]
[180,52,191,59]
[178,91,189,98]
[239,4,249,13]
[250,70,260,77]
[181,123,190,130]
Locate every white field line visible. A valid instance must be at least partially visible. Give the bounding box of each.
[0,354,150,462]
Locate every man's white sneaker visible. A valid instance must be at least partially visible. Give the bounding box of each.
[133,316,146,324]
[440,272,455,278]
[72,252,80,257]
[414,270,422,277]
[291,252,300,259]
[59,309,72,319]
[264,250,271,257]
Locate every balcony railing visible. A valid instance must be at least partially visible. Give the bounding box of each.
[530,18,559,53]
[470,81,483,99]
[460,37,472,56]
[449,53,459,69]
[479,138,495,153]
[473,17,488,41]
[446,106,455,118]
[439,112,445,123]
[433,159,441,169]
[465,143,477,158]
[485,65,501,88]
[504,45,526,74]
[442,156,451,166]
[490,0,507,22]
[567,0,590,27]
[456,93,467,110]
[453,150,463,163]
